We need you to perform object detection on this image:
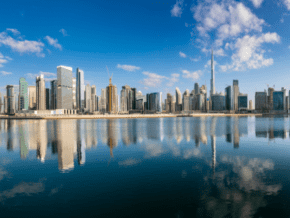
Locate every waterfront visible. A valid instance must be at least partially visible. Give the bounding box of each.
[0,116,290,217]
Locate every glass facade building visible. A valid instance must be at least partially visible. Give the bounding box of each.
[225,86,233,110]
[57,66,73,109]
[273,91,284,110]
[211,94,225,111]
[50,80,57,109]
[238,95,248,110]
[19,78,28,110]
[76,68,85,112]
[146,92,162,112]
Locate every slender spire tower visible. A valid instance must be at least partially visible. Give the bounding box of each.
[210,49,215,96]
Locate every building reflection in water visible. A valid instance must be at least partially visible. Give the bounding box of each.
[107,119,119,157]
[77,120,86,165]
[19,120,29,159]
[37,120,48,162]
[233,117,240,149]
[121,119,137,146]
[226,116,232,143]
[56,120,76,171]
[255,116,288,140]
[211,135,216,177]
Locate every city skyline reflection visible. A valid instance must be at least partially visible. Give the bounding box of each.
[0,116,289,171]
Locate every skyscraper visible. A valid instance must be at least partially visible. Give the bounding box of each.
[50,80,57,109]
[175,87,182,111]
[57,66,72,110]
[91,85,96,113]
[238,94,248,110]
[106,77,118,114]
[6,85,15,114]
[255,91,267,111]
[225,86,233,110]
[72,77,76,109]
[76,68,85,112]
[210,49,215,96]
[85,84,91,113]
[28,86,36,110]
[100,88,106,113]
[120,85,133,112]
[194,83,200,95]
[19,78,28,110]
[183,89,190,111]
[36,75,46,110]
[233,80,239,111]
[131,88,136,110]
[46,88,50,110]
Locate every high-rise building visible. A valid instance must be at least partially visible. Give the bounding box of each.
[233,80,239,111]
[255,91,267,111]
[28,86,36,110]
[200,85,207,111]
[6,85,15,114]
[4,95,8,114]
[36,75,46,110]
[210,49,215,96]
[95,95,99,111]
[100,89,106,113]
[249,100,253,110]
[225,86,233,110]
[85,84,91,113]
[183,89,190,111]
[45,88,50,110]
[50,80,57,109]
[194,83,200,95]
[211,94,225,111]
[238,94,248,110]
[166,93,175,113]
[273,90,285,110]
[72,77,76,109]
[131,88,136,110]
[268,87,274,110]
[175,87,182,111]
[120,85,133,112]
[57,66,72,109]
[19,78,28,110]
[146,92,162,112]
[91,85,96,113]
[76,68,85,112]
[106,77,118,113]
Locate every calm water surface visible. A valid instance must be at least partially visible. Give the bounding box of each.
[0,116,290,218]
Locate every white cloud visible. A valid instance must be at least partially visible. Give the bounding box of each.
[179,51,187,58]
[140,71,167,87]
[283,0,290,10]
[0,52,11,68]
[59,28,68,36]
[171,0,184,17]
[249,0,263,8]
[1,71,12,75]
[6,28,20,35]
[0,32,45,56]
[44,36,62,50]
[182,69,202,80]
[222,32,280,71]
[191,0,280,72]
[117,64,141,72]
[25,71,56,82]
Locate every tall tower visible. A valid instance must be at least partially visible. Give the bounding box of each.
[57,66,73,110]
[210,49,215,96]
[76,68,85,112]
[36,75,46,110]
[19,78,29,110]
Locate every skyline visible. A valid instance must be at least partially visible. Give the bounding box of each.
[1,0,290,104]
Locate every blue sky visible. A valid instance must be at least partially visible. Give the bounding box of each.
[0,0,290,104]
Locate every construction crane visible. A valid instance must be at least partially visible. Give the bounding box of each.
[106,66,113,85]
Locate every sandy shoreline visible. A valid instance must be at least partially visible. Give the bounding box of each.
[0,113,263,120]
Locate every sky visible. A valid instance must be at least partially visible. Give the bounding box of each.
[0,0,290,105]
